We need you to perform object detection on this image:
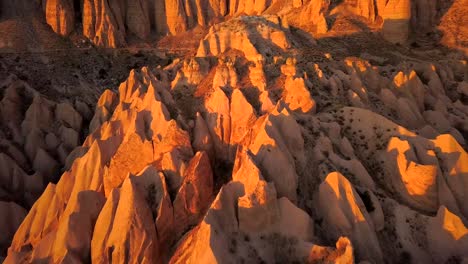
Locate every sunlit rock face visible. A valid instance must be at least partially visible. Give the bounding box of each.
[2,0,468,262]
[380,0,411,44]
[44,0,75,36]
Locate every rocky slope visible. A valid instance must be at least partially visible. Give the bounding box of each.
[1,13,467,263]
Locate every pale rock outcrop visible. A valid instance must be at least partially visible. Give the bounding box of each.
[280,57,298,77]
[6,67,191,261]
[106,133,154,195]
[234,148,314,240]
[165,0,188,35]
[49,190,105,262]
[283,77,316,114]
[233,149,280,234]
[192,112,215,160]
[203,87,232,159]
[168,183,243,264]
[0,153,44,206]
[242,103,304,202]
[197,16,292,60]
[213,57,238,89]
[431,134,468,219]
[171,171,352,263]
[21,96,55,136]
[384,137,439,212]
[91,177,159,264]
[248,56,267,92]
[285,0,329,34]
[132,166,174,254]
[171,58,210,89]
[318,172,383,263]
[427,206,468,263]
[230,89,257,145]
[392,70,426,112]
[33,147,60,181]
[332,0,376,22]
[89,89,118,132]
[259,91,276,112]
[154,121,194,190]
[7,184,66,260]
[423,110,451,133]
[173,151,213,237]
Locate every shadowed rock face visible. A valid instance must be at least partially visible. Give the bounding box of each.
[1,1,468,264]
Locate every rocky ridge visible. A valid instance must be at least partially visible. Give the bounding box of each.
[24,0,463,53]
[2,14,467,263]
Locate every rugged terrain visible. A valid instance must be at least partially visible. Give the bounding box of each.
[0,0,467,263]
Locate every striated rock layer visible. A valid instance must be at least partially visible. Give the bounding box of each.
[33,0,465,49]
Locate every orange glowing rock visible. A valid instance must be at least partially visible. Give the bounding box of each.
[45,0,75,36]
[427,206,468,263]
[318,172,383,263]
[173,151,213,238]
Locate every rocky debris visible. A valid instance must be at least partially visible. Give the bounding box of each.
[318,172,383,262]
[171,58,210,90]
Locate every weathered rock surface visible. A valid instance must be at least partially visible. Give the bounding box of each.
[380,0,412,44]
[438,0,468,55]
[44,0,75,36]
[2,5,468,262]
[0,77,89,257]
[318,172,382,262]
[197,16,292,60]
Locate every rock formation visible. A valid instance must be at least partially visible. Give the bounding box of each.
[44,0,75,36]
[0,76,89,257]
[1,0,468,263]
[380,0,412,44]
[438,0,468,54]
